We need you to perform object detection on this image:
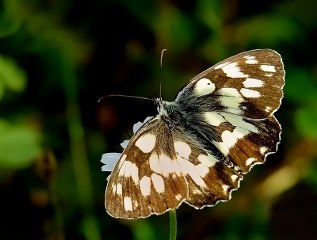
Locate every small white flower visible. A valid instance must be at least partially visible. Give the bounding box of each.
[101,116,152,178]
[101,153,121,172]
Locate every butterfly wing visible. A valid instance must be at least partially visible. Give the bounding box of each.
[105,117,243,219]
[105,118,188,219]
[176,49,284,119]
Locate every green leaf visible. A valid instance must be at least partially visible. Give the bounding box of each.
[0,120,41,169]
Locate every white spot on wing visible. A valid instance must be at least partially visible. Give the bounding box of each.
[265,73,273,77]
[118,161,139,184]
[124,197,133,211]
[135,134,156,153]
[133,199,138,208]
[214,62,229,70]
[231,174,239,182]
[222,184,230,193]
[265,106,272,112]
[194,78,216,96]
[243,55,256,60]
[196,164,209,177]
[175,194,182,200]
[260,65,276,72]
[221,113,259,133]
[151,173,165,193]
[178,158,208,188]
[240,88,261,98]
[246,157,257,166]
[149,154,160,174]
[221,62,249,78]
[232,127,250,139]
[112,184,116,194]
[221,130,238,149]
[245,59,258,64]
[226,108,242,115]
[140,176,151,196]
[174,141,191,160]
[197,154,217,167]
[159,154,176,176]
[149,153,181,177]
[213,126,250,156]
[217,88,244,114]
[213,129,240,156]
[115,183,122,195]
[204,112,226,126]
[243,78,264,88]
[218,87,242,97]
[260,146,268,154]
[195,154,218,177]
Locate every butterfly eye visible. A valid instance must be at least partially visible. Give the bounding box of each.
[195,78,216,96]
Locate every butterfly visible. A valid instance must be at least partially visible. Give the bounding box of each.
[102,49,285,219]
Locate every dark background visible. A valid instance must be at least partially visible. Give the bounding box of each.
[0,0,317,239]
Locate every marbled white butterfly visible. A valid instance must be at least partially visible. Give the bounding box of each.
[103,49,284,219]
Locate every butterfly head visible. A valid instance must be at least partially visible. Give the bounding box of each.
[155,97,179,120]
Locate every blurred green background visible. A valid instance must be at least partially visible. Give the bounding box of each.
[1,0,317,239]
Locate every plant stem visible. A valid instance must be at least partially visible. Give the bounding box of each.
[169,209,177,240]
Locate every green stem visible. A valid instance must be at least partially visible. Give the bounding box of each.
[169,209,177,240]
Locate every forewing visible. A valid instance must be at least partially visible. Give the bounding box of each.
[105,118,188,219]
[176,49,284,119]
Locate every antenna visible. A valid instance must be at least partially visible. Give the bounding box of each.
[159,49,167,101]
[98,94,155,103]
[160,48,167,68]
